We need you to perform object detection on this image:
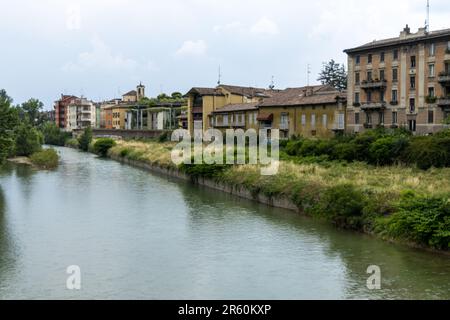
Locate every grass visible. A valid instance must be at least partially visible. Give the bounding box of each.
[105,139,450,250]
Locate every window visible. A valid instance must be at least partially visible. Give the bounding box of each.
[367,71,372,81]
[301,114,306,126]
[355,113,360,124]
[430,43,436,56]
[410,76,416,89]
[367,91,372,102]
[379,112,384,125]
[447,41,450,51]
[322,114,328,127]
[392,90,398,102]
[428,110,434,124]
[381,52,385,62]
[392,112,398,124]
[393,49,399,60]
[355,72,360,84]
[223,114,229,126]
[355,92,360,103]
[355,55,360,65]
[429,64,435,77]
[368,54,372,64]
[409,120,417,132]
[380,70,385,80]
[411,56,416,68]
[381,91,385,102]
[392,68,398,82]
[428,87,435,97]
[366,113,372,125]
[311,114,316,128]
[253,112,257,124]
[248,113,253,125]
[410,98,416,113]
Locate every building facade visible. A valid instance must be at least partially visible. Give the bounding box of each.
[66,98,96,131]
[54,95,78,129]
[345,25,450,135]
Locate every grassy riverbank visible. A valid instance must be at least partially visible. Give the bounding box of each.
[107,139,450,251]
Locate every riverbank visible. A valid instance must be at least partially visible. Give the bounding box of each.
[103,140,450,253]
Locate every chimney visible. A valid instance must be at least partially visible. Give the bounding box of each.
[400,24,411,39]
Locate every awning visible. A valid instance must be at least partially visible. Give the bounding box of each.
[257,113,273,122]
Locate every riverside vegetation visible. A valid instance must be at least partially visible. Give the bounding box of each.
[96,129,450,252]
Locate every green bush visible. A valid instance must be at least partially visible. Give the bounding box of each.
[332,142,358,161]
[368,136,409,165]
[403,136,450,169]
[14,123,43,156]
[158,131,170,143]
[65,138,79,149]
[93,138,116,157]
[41,122,71,146]
[315,184,367,229]
[78,127,93,152]
[30,148,59,169]
[284,139,304,156]
[179,163,230,179]
[377,192,450,250]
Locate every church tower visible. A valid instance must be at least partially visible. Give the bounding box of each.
[137,82,146,100]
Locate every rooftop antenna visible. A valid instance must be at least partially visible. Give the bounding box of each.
[269,75,275,90]
[426,0,430,33]
[217,65,222,86]
[307,64,311,86]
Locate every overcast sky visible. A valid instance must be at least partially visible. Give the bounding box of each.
[1,0,449,109]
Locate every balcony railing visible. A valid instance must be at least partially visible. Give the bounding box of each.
[192,107,203,114]
[360,79,387,89]
[279,123,289,130]
[360,102,387,110]
[437,97,450,107]
[438,72,450,84]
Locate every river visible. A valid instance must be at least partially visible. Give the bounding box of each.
[0,147,448,299]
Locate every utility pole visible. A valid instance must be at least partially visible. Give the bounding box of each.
[426,0,430,33]
[217,65,222,86]
[307,64,311,86]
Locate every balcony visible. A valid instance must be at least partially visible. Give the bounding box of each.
[279,123,289,130]
[437,97,450,108]
[360,79,387,90]
[360,102,387,111]
[363,123,373,129]
[438,72,450,84]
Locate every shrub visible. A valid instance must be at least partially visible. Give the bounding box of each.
[179,163,230,179]
[158,131,170,143]
[403,136,449,169]
[332,142,358,161]
[93,138,116,157]
[368,136,409,165]
[315,184,367,229]
[14,123,43,156]
[30,148,59,169]
[65,138,79,149]
[41,122,71,146]
[377,193,450,250]
[284,139,304,156]
[78,127,93,152]
[298,139,319,157]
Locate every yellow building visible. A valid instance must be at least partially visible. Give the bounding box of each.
[186,85,272,134]
[112,106,131,130]
[210,103,260,132]
[258,85,347,138]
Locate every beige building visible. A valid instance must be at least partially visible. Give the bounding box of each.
[345,25,450,134]
[66,97,96,131]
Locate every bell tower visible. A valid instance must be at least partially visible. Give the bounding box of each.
[137,82,146,100]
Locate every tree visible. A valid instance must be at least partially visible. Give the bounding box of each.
[78,127,93,152]
[0,90,19,163]
[157,93,170,101]
[14,123,43,157]
[19,98,44,125]
[171,92,183,100]
[41,122,71,146]
[317,59,348,91]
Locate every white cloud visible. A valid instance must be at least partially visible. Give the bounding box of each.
[250,17,279,36]
[63,37,138,72]
[66,4,81,31]
[213,21,244,33]
[175,40,207,57]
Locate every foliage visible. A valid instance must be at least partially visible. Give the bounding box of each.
[179,163,230,179]
[376,192,450,250]
[93,138,116,157]
[41,122,71,146]
[0,90,19,163]
[402,136,450,170]
[65,138,79,149]
[317,59,348,91]
[78,127,93,152]
[16,98,44,125]
[158,131,170,143]
[30,148,59,170]
[14,123,43,157]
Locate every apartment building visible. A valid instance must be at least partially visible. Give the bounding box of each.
[345,25,450,135]
[185,85,272,134]
[66,97,96,131]
[54,95,78,129]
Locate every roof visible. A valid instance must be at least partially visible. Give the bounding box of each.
[212,102,259,114]
[123,90,137,96]
[186,87,224,96]
[344,27,450,54]
[218,84,272,98]
[260,85,345,107]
